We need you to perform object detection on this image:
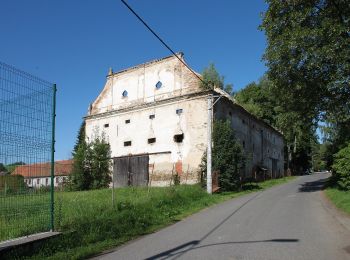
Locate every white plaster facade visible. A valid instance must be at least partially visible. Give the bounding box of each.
[85,53,285,186]
[24,176,68,188]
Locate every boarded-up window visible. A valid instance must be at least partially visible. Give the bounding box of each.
[174,134,184,143]
[148,138,156,144]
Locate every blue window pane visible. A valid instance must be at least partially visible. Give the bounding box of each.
[176,109,183,114]
[122,90,128,97]
[155,81,162,89]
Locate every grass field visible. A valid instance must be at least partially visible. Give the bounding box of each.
[0,192,51,241]
[2,176,295,260]
[325,188,350,214]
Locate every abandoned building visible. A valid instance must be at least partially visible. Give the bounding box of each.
[85,53,284,186]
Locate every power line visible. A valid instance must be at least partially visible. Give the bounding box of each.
[120,0,205,84]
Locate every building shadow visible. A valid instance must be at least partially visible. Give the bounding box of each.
[145,238,299,260]
[298,177,329,192]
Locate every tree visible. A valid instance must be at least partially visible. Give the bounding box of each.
[90,134,112,189]
[234,75,277,126]
[70,141,93,190]
[332,142,350,190]
[73,121,86,154]
[70,126,111,191]
[235,75,316,174]
[321,118,350,168]
[261,0,350,125]
[201,63,234,95]
[5,162,25,174]
[201,120,246,191]
[0,163,7,173]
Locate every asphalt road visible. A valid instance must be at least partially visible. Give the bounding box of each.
[93,173,350,260]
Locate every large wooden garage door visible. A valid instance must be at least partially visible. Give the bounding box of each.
[113,155,149,187]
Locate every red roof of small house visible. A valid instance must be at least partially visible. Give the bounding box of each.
[12,160,73,178]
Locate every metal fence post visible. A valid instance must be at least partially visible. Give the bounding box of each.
[50,84,57,231]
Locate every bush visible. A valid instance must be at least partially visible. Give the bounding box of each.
[332,143,350,190]
[0,175,27,195]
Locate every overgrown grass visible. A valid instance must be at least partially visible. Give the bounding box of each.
[3,176,295,260]
[325,188,350,214]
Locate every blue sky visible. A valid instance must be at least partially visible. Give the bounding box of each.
[0,0,268,160]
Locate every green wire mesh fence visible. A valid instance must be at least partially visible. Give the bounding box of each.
[0,61,55,241]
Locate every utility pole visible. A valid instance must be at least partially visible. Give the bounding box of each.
[207,94,213,194]
[206,93,223,194]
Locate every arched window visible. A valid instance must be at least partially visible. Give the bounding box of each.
[122,90,128,97]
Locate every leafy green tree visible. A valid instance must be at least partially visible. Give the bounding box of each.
[311,140,327,171]
[261,0,350,128]
[201,120,245,191]
[73,121,86,154]
[261,0,350,174]
[321,118,350,167]
[235,76,277,126]
[70,125,111,190]
[90,134,112,189]
[0,163,7,173]
[70,141,93,190]
[201,63,234,95]
[5,162,25,174]
[332,143,350,190]
[235,75,315,174]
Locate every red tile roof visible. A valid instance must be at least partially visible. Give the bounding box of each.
[12,160,73,178]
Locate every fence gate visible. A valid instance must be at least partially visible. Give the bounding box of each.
[0,62,56,242]
[113,155,149,187]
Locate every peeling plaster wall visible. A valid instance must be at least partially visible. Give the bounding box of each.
[89,55,202,115]
[86,96,207,186]
[85,55,206,186]
[85,54,285,187]
[215,99,285,179]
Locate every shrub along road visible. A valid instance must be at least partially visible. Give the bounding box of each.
[93,173,350,260]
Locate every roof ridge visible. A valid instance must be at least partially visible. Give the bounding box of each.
[108,52,184,77]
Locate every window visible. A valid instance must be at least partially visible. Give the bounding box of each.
[125,119,130,124]
[104,123,109,128]
[37,179,40,185]
[242,141,245,148]
[124,141,132,146]
[29,179,31,184]
[155,81,162,89]
[174,134,184,143]
[46,178,48,185]
[148,138,156,144]
[122,90,128,97]
[176,109,183,115]
[242,118,245,124]
[55,177,58,184]
[149,114,155,119]
[229,111,232,116]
